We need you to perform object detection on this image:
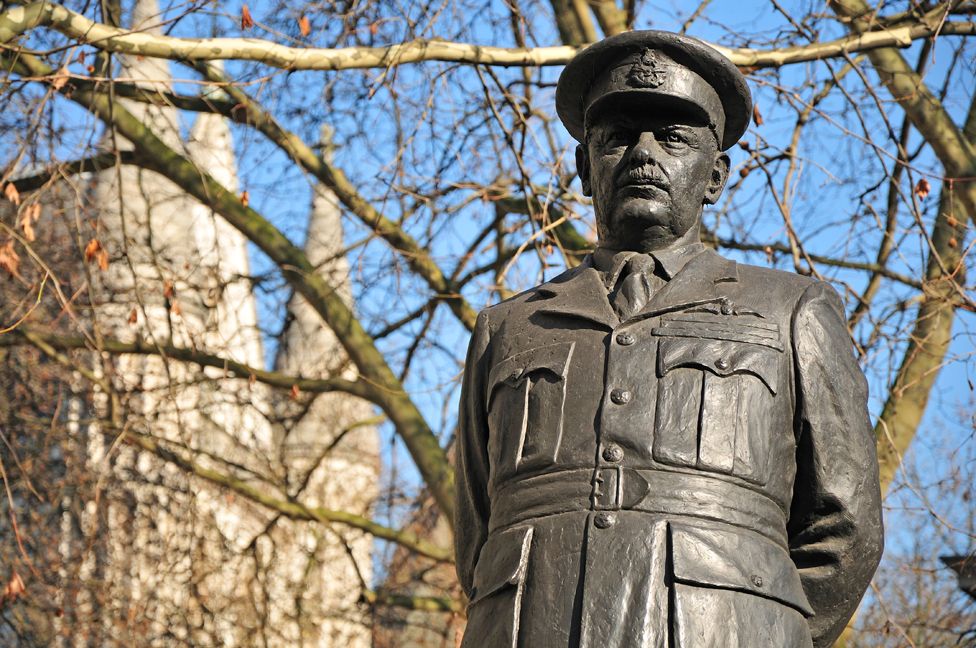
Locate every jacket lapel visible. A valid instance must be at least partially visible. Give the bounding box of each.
[643,248,739,317]
[531,248,738,328]
[534,259,619,329]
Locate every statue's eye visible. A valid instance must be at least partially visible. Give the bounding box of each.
[662,131,685,144]
[604,129,631,147]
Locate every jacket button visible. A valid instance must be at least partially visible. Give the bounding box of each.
[715,358,730,371]
[594,512,616,529]
[751,574,764,588]
[616,332,636,346]
[609,389,631,405]
[602,444,624,463]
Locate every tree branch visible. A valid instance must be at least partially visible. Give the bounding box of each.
[830,1,976,208]
[18,328,447,562]
[2,326,375,398]
[9,150,138,192]
[829,0,976,498]
[1,50,457,524]
[123,428,454,562]
[872,94,976,496]
[361,589,462,613]
[0,2,973,71]
[548,0,594,45]
[194,62,478,331]
[701,231,925,290]
[589,0,628,37]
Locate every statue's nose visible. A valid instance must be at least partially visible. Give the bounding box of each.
[630,131,659,165]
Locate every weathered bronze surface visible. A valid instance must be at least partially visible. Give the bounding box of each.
[455,30,883,648]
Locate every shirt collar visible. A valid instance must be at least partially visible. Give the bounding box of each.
[591,242,706,290]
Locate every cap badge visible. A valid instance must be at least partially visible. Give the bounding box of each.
[626,49,668,89]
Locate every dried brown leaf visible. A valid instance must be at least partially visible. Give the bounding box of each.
[24,202,40,222]
[752,103,763,126]
[240,190,249,207]
[914,178,931,200]
[170,301,182,316]
[298,15,311,37]
[84,238,102,264]
[241,5,255,29]
[289,384,300,400]
[163,279,175,299]
[0,240,21,278]
[96,248,109,271]
[2,572,25,603]
[19,219,35,242]
[19,204,40,242]
[51,66,70,90]
[3,183,20,206]
[128,308,138,324]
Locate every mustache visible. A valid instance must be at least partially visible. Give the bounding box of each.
[616,167,668,189]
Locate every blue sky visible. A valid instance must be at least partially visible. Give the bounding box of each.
[7,0,975,607]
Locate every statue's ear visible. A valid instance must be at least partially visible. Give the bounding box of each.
[575,144,592,197]
[703,152,730,205]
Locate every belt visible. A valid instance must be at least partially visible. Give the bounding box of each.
[489,467,788,547]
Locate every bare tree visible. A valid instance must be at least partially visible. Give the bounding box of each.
[0,0,974,646]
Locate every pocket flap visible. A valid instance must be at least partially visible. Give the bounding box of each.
[487,342,575,406]
[654,314,782,350]
[470,526,534,605]
[669,523,813,616]
[656,337,779,394]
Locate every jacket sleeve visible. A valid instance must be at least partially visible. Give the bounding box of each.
[454,309,493,599]
[788,281,884,648]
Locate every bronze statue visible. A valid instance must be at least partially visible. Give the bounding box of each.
[455,30,883,648]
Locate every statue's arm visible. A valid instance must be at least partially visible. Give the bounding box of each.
[454,309,493,599]
[788,280,884,648]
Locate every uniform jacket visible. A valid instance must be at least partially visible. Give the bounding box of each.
[455,245,884,648]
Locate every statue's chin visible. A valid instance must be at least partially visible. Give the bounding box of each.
[600,204,675,250]
[614,197,669,226]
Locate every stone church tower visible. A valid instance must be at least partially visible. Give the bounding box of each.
[21,1,380,645]
[274,129,380,646]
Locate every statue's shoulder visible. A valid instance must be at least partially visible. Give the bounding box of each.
[728,258,851,323]
[479,264,585,321]
[732,258,819,296]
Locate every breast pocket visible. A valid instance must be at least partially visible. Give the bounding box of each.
[652,333,780,485]
[487,342,575,478]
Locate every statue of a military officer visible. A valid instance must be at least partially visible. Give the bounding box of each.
[455,31,884,648]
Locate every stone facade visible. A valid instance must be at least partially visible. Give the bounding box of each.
[1,1,379,645]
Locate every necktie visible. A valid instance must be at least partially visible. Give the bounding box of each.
[611,254,656,321]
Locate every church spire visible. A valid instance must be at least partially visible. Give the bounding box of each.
[187,63,265,369]
[273,125,378,647]
[116,0,181,148]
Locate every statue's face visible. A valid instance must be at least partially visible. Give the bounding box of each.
[577,101,730,252]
